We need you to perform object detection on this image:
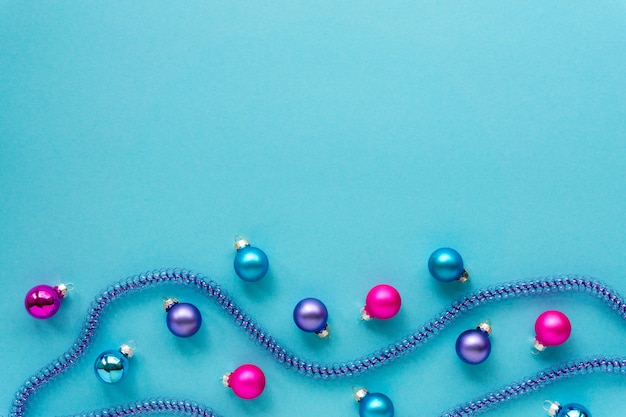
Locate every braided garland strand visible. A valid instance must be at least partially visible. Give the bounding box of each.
[440,356,626,416]
[41,356,626,417]
[9,269,626,417]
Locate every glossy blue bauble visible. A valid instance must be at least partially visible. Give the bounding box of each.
[557,403,591,417]
[455,328,491,364]
[359,392,394,417]
[428,247,465,282]
[94,349,129,384]
[234,245,269,282]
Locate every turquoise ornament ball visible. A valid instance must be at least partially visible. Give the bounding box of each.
[234,243,269,282]
[359,392,394,417]
[557,403,591,417]
[428,247,466,282]
[94,349,129,384]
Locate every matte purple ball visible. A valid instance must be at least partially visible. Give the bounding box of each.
[293,298,328,333]
[455,329,491,364]
[166,302,202,337]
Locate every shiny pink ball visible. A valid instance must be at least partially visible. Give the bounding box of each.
[535,310,571,346]
[364,284,402,320]
[228,364,266,400]
[24,285,63,319]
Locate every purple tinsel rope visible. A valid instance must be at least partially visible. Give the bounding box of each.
[8,269,626,417]
[440,356,626,416]
[41,356,626,417]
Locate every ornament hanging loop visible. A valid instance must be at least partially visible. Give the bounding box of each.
[543,400,561,416]
[120,340,137,358]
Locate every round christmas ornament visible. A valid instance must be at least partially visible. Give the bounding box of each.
[222,364,266,400]
[428,247,469,282]
[455,321,492,364]
[24,283,73,319]
[533,310,571,353]
[293,297,330,337]
[354,388,394,417]
[233,237,269,282]
[163,297,202,337]
[545,400,591,417]
[94,343,135,384]
[360,284,401,320]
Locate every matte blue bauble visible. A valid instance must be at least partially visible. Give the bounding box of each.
[359,392,394,417]
[428,247,466,282]
[234,245,269,282]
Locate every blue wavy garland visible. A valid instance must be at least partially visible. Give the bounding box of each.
[9,269,626,417]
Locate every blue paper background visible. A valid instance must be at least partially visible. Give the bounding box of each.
[1,2,625,416]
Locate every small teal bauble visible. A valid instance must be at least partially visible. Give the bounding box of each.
[428,247,468,282]
[355,389,394,417]
[556,403,591,417]
[94,344,133,384]
[234,238,269,282]
[546,401,591,417]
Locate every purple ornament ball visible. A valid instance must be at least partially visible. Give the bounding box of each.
[455,328,491,364]
[293,298,328,333]
[166,302,202,337]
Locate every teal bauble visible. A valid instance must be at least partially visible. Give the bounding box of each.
[359,392,394,417]
[556,403,591,417]
[428,247,467,282]
[234,238,269,282]
[94,347,131,384]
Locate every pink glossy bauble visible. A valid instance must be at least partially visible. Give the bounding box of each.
[364,284,402,320]
[534,310,571,346]
[228,364,266,400]
[24,285,63,319]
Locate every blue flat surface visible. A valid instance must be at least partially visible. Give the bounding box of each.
[1,2,625,417]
